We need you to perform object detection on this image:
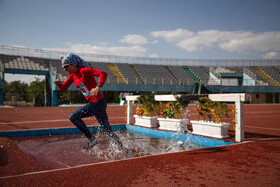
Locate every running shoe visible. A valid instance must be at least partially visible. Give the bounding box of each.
[82,138,98,150]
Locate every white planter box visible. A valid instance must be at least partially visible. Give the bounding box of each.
[134,115,158,128]
[158,118,188,132]
[191,120,230,139]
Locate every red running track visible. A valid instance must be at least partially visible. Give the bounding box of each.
[0,104,279,186]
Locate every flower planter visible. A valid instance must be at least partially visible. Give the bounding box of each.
[158,118,188,132]
[134,115,158,128]
[191,120,230,138]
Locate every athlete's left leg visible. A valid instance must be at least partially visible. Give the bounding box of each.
[69,104,95,140]
[95,98,124,149]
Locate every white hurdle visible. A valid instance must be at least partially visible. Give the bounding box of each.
[209,93,250,142]
[126,93,250,142]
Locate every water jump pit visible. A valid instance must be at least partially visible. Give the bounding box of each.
[3,125,235,169]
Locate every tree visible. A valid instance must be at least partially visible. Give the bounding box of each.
[27,78,45,106]
[5,80,28,93]
[5,80,28,101]
[58,90,85,105]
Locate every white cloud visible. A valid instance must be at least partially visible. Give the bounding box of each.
[219,31,280,53]
[263,52,279,59]
[44,43,147,57]
[151,29,194,42]
[151,40,158,44]
[149,54,159,58]
[151,29,280,57]
[120,34,148,45]
[11,45,26,48]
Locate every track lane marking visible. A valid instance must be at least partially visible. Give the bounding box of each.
[0,117,125,125]
[245,126,280,131]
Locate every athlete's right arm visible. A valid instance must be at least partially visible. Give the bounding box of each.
[54,75,73,92]
[53,79,61,86]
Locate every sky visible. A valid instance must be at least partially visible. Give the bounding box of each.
[0,0,280,83]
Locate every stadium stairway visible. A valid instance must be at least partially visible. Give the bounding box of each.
[251,67,280,86]
[165,66,181,82]
[183,67,203,85]
[130,65,144,84]
[273,66,280,74]
[106,63,127,84]
[192,81,210,94]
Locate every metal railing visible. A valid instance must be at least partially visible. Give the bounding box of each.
[104,76,274,86]
[1,45,280,67]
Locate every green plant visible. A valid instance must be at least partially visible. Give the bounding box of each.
[136,95,158,117]
[136,107,149,117]
[196,97,229,123]
[215,102,230,122]
[197,97,215,121]
[158,102,179,118]
[158,96,189,119]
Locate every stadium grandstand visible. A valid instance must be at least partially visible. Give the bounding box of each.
[0,45,280,106]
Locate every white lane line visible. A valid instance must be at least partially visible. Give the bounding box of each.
[0,117,125,125]
[0,119,69,125]
[246,126,280,131]
[0,154,155,179]
[245,111,280,114]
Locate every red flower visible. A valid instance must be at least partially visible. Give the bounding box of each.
[138,110,143,116]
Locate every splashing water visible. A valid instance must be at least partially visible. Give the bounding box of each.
[84,131,176,160]
[80,106,208,161]
[82,125,203,162]
[168,106,207,151]
[14,112,207,169]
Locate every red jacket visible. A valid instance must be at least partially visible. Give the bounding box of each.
[57,67,107,103]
